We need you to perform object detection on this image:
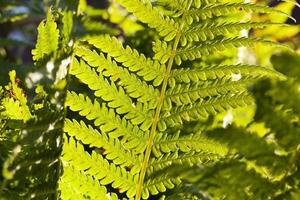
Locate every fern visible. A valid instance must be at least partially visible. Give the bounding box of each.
[62,0,288,199]
[59,164,118,200]
[0,71,66,199]
[182,21,280,43]
[185,2,293,22]
[0,0,295,199]
[0,6,72,199]
[32,8,59,61]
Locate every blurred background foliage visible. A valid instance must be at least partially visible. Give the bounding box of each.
[0,0,300,199]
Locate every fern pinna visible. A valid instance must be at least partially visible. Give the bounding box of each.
[60,0,287,199]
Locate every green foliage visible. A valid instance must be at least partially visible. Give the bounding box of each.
[0,4,71,199]
[62,0,290,199]
[179,53,300,199]
[1,0,299,200]
[32,8,59,61]
[0,70,66,199]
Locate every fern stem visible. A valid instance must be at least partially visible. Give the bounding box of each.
[135,1,193,199]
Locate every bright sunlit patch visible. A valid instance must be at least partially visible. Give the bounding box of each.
[46,60,55,75]
[223,111,233,128]
[47,123,55,131]
[55,57,71,83]
[26,72,44,88]
[231,73,242,81]
[68,39,73,47]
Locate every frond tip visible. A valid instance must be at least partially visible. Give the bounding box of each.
[115,0,179,41]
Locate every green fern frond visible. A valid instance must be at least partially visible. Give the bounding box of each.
[75,45,159,107]
[164,65,285,109]
[0,67,67,199]
[165,78,255,108]
[156,36,284,65]
[64,119,142,172]
[59,0,289,199]
[149,151,222,173]
[1,71,32,121]
[152,132,229,157]
[1,98,31,121]
[83,35,166,86]
[153,40,173,64]
[65,91,148,153]
[186,3,292,23]
[64,118,103,148]
[169,64,286,84]
[181,21,281,45]
[175,37,285,65]
[162,92,253,128]
[70,58,154,130]
[143,175,181,199]
[59,165,119,200]
[62,137,138,198]
[115,0,179,41]
[32,8,59,61]
[61,11,73,46]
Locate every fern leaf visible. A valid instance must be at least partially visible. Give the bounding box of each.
[175,37,285,65]
[115,0,179,41]
[64,118,103,148]
[70,58,154,130]
[152,132,229,157]
[61,11,73,46]
[149,151,223,173]
[59,1,289,199]
[143,175,181,198]
[165,66,285,108]
[186,3,291,23]
[83,35,166,86]
[182,21,280,45]
[162,92,254,128]
[32,8,59,61]
[59,165,118,200]
[64,119,142,172]
[1,98,31,121]
[62,137,138,198]
[165,78,251,107]
[169,64,286,84]
[152,39,173,64]
[75,45,159,107]
[1,71,33,121]
[65,91,148,153]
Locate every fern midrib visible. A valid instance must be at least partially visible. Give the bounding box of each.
[135,1,193,199]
